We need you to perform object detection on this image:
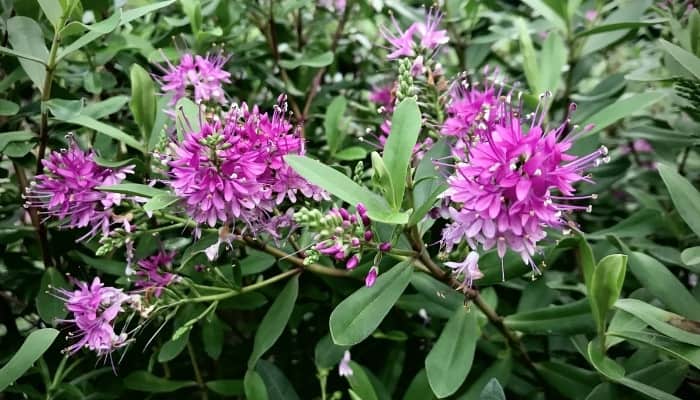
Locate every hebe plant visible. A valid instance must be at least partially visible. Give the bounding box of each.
[1,0,700,399]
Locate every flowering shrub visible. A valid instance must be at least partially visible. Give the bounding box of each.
[1,1,700,399]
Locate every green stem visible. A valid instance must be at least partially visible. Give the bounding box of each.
[187,342,208,400]
[49,356,69,392]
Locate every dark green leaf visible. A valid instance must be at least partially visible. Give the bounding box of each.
[504,299,595,334]
[158,330,189,362]
[657,163,700,238]
[314,334,348,370]
[206,379,243,396]
[0,328,59,392]
[123,371,196,393]
[608,330,700,369]
[280,52,333,69]
[36,267,68,325]
[256,360,301,400]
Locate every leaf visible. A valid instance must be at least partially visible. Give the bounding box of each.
[614,299,700,347]
[241,249,276,276]
[279,51,333,69]
[83,96,129,119]
[539,31,567,93]
[175,97,200,141]
[123,371,196,393]
[425,307,479,398]
[71,251,125,276]
[0,131,34,153]
[143,194,180,213]
[517,18,540,95]
[345,361,390,400]
[606,309,648,349]
[590,254,627,334]
[244,369,269,400]
[681,247,700,265]
[256,360,301,400]
[130,64,157,139]
[330,261,413,345]
[6,17,48,93]
[659,39,700,80]
[56,10,122,61]
[535,362,599,400]
[504,299,595,334]
[587,209,662,239]
[314,334,349,370]
[627,360,687,396]
[382,98,422,209]
[575,19,667,38]
[122,0,176,23]
[625,251,700,320]
[479,379,507,400]
[96,183,168,198]
[0,99,20,116]
[657,163,700,238]
[36,267,68,325]
[325,96,347,155]
[521,0,567,32]
[248,275,299,368]
[202,314,224,360]
[206,379,243,396]
[148,94,173,151]
[158,330,189,362]
[335,146,368,161]
[608,330,700,369]
[0,328,59,392]
[403,369,435,400]
[580,0,653,56]
[581,92,667,136]
[284,155,408,224]
[457,355,512,400]
[60,114,144,152]
[39,0,63,28]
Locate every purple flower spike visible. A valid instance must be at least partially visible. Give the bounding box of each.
[364,230,374,242]
[134,250,180,297]
[346,254,360,270]
[365,266,378,287]
[158,51,231,105]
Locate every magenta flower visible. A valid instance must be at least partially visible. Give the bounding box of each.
[381,16,418,59]
[441,99,608,274]
[369,84,395,113]
[445,251,483,290]
[55,277,133,356]
[134,250,180,297]
[168,95,324,228]
[158,52,231,105]
[338,350,353,377]
[319,0,346,12]
[25,137,134,241]
[365,266,378,287]
[441,74,500,140]
[415,9,449,49]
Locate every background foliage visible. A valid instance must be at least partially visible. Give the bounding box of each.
[1,0,700,399]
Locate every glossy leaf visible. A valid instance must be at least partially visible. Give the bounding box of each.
[0,328,59,392]
[244,370,269,400]
[590,254,627,334]
[425,307,479,398]
[608,330,700,369]
[657,163,700,238]
[681,246,700,266]
[382,98,422,209]
[256,360,301,400]
[582,92,667,136]
[6,17,48,92]
[504,299,595,334]
[614,299,700,346]
[330,261,413,345]
[130,64,157,138]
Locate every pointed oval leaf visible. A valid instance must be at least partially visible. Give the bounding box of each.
[0,328,59,392]
[382,98,422,209]
[657,163,700,238]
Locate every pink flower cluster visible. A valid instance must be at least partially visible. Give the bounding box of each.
[442,71,501,142]
[134,250,180,297]
[25,138,134,241]
[168,95,326,228]
[55,278,133,356]
[441,92,608,285]
[158,52,231,105]
[381,9,449,60]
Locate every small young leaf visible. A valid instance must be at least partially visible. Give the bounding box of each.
[590,254,627,334]
[130,64,157,139]
[382,98,422,210]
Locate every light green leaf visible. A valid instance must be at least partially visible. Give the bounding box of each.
[0,99,20,116]
[158,330,189,362]
[614,299,700,347]
[608,330,700,369]
[175,97,200,141]
[335,146,368,161]
[143,194,180,214]
[123,371,196,393]
[279,51,333,69]
[0,328,59,392]
[659,39,700,80]
[521,0,567,32]
[83,96,129,119]
[149,94,173,151]
[6,17,48,92]
[425,307,479,398]
[325,96,347,155]
[130,64,157,139]
[244,369,269,400]
[96,183,168,198]
[248,275,299,368]
[56,11,122,61]
[581,0,653,56]
[314,334,349,370]
[478,379,506,400]
[61,114,144,152]
[382,98,422,210]
[657,163,700,238]
[575,19,667,38]
[681,247,700,266]
[517,18,540,95]
[581,92,667,135]
[539,31,567,93]
[0,45,48,65]
[284,155,408,224]
[590,254,627,334]
[39,0,63,28]
[625,251,700,319]
[330,261,413,345]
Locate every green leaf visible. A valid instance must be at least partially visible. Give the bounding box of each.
[575,19,667,38]
[517,18,540,95]
[0,131,34,153]
[158,330,189,362]
[36,267,68,325]
[96,183,168,198]
[39,0,63,28]
[403,369,435,400]
[56,10,122,61]
[130,64,157,139]
[539,31,567,93]
[382,98,422,209]
[206,379,243,396]
[606,309,648,349]
[325,96,347,155]
[335,146,368,161]
[6,17,48,93]
[330,261,413,345]
[625,251,700,320]
[241,249,276,276]
[608,330,700,369]
[345,361,389,400]
[71,251,125,276]
[202,314,224,360]
[60,114,144,152]
[83,96,129,119]
[123,371,196,393]
[122,0,176,23]
[503,299,595,334]
[248,275,299,368]
[0,99,20,116]
[256,360,301,400]
[581,92,667,136]
[244,369,269,400]
[314,334,349,370]
[535,362,599,400]
[426,307,479,398]
[614,299,700,347]
[149,94,173,151]
[590,254,627,334]
[627,360,687,396]
[521,0,567,32]
[681,247,700,266]
[659,39,700,80]
[0,328,59,392]
[279,51,333,69]
[587,209,662,239]
[657,163,700,238]
[175,97,200,142]
[580,0,653,56]
[284,155,408,224]
[479,379,507,400]
[143,194,180,214]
